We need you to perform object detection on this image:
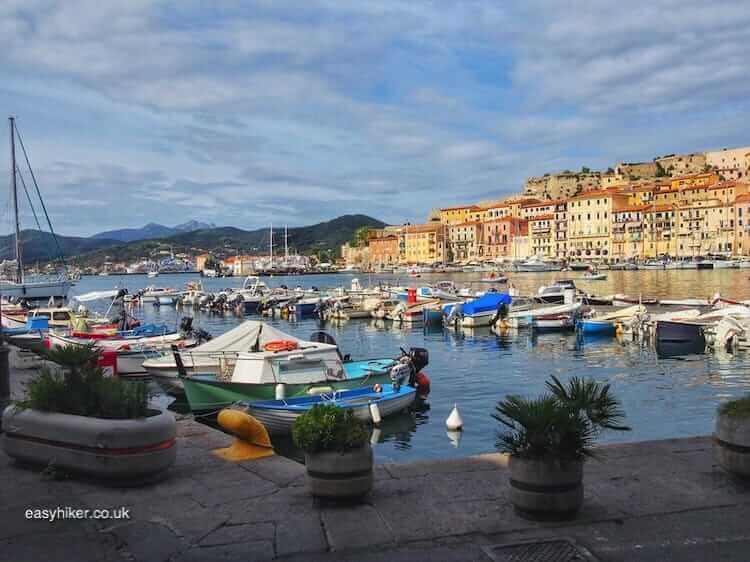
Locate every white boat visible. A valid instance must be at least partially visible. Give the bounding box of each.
[147,271,159,278]
[512,256,561,273]
[140,286,180,303]
[499,302,582,329]
[581,272,606,281]
[710,259,738,269]
[737,259,750,269]
[536,279,578,304]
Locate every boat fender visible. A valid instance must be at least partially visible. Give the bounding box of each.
[369,402,382,425]
[414,372,431,399]
[275,384,285,400]
[372,383,383,393]
[118,344,131,351]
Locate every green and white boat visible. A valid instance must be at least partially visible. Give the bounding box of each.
[178,323,423,415]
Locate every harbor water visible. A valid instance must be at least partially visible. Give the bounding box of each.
[70,270,750,463]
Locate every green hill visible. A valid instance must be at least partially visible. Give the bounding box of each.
[24,214,387,266]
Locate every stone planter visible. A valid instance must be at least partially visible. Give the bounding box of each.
[304,444,373,499]
[509,456,583,520]
[714,410,750,478]
[1,405,176,480]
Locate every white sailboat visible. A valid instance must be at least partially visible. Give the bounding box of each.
[2,117,70,301]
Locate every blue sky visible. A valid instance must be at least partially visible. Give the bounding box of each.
[2,0,750,236]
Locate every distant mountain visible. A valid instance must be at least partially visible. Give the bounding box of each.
[0,230,121,263]
[91,220,216,242]
[72,214,387,265]
[174,220,215,232]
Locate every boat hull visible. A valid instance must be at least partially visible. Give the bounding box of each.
[246,387,417,435]
[183,371,397,415]
[0,280,71,301]
[577,319,616,335]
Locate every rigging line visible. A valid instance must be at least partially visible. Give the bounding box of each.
[12,122,68,271]
[16,165,54,264]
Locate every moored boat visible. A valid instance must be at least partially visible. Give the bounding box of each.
[241,384,417,435]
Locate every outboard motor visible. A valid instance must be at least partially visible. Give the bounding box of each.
[491,302,509,326]
[404,347,430,399]
[309,330,348,361]
[407,347,429,373]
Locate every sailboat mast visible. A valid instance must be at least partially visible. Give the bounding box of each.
[284,225,288,261]
[269,224,273,270]
[9,117,22,284]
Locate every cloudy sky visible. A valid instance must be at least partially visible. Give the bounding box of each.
[1,1,749,236]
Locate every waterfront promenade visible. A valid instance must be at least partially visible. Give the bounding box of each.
[2,353,750,561]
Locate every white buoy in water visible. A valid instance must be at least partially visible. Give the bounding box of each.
[446,404,463,431]
[369,402,382,425]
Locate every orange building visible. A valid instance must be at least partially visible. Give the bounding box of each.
[483,217,528,259]
[368,231,400,268]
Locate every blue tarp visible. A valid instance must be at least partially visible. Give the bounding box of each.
[460,293,512,316]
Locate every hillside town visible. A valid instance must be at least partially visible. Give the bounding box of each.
[342,146,750,268]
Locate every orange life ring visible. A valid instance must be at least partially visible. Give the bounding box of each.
[263,340,299,352]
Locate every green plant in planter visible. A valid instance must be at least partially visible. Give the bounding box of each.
[17,344,149,419]
[292,404,368,454]
[493,376,630,461]
[719,396,750,418]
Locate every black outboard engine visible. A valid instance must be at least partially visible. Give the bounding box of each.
[180,316,194,334]
[193,328,212,343]
[407,347,429,373]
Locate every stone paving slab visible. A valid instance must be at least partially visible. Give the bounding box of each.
[3,351,750,561]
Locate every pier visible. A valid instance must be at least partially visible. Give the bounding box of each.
[2,349,749,562]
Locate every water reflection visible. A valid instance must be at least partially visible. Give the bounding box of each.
[70,271,750,462]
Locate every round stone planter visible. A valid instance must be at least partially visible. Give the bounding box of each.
[509,456,584,520]
[714,410,750,478]
[1,405,177,480]
[304,444,373,499]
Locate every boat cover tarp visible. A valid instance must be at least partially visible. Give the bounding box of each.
[461,293,512,315]
[74,290,121,302]
[195,321,303,352]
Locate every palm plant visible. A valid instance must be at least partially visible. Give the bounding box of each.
[493,376,629,462]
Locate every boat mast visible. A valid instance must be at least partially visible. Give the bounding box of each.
[9,117,22,284]
[284,224,289,266]
[269,224,273,271]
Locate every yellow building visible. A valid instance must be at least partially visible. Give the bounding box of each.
[402,224,446,264]
[611,205,647,261]
[528,214,555,258]
[439,205,480,225]
[735,193,750,255]
[642,204,678,258]
[448,222,483,262]
[567,190,627,260]
[670,171,719,191]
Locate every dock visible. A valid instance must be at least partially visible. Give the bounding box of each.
[2,350,750,561]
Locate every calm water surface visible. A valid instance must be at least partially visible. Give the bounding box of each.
[71,270,750,462]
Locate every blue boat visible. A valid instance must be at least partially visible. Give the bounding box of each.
[443,292,512,327]
[241,384,417,435]
[577,319,617,336]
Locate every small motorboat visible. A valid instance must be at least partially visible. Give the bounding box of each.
[480,273,508,284]
[241,383,417,435]
[499,302,582,330]
[577,318,616,336]
[535,279,579,304]
[443,292,513,328]
[581,271,606,281]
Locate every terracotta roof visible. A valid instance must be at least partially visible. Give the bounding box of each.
[570,189,619,200]
[735,193,750,203]
[440,204,479,212]
[644,204,676,213]
[614,204,650,213]
[670,172,717,181]
[404,224,442,234]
